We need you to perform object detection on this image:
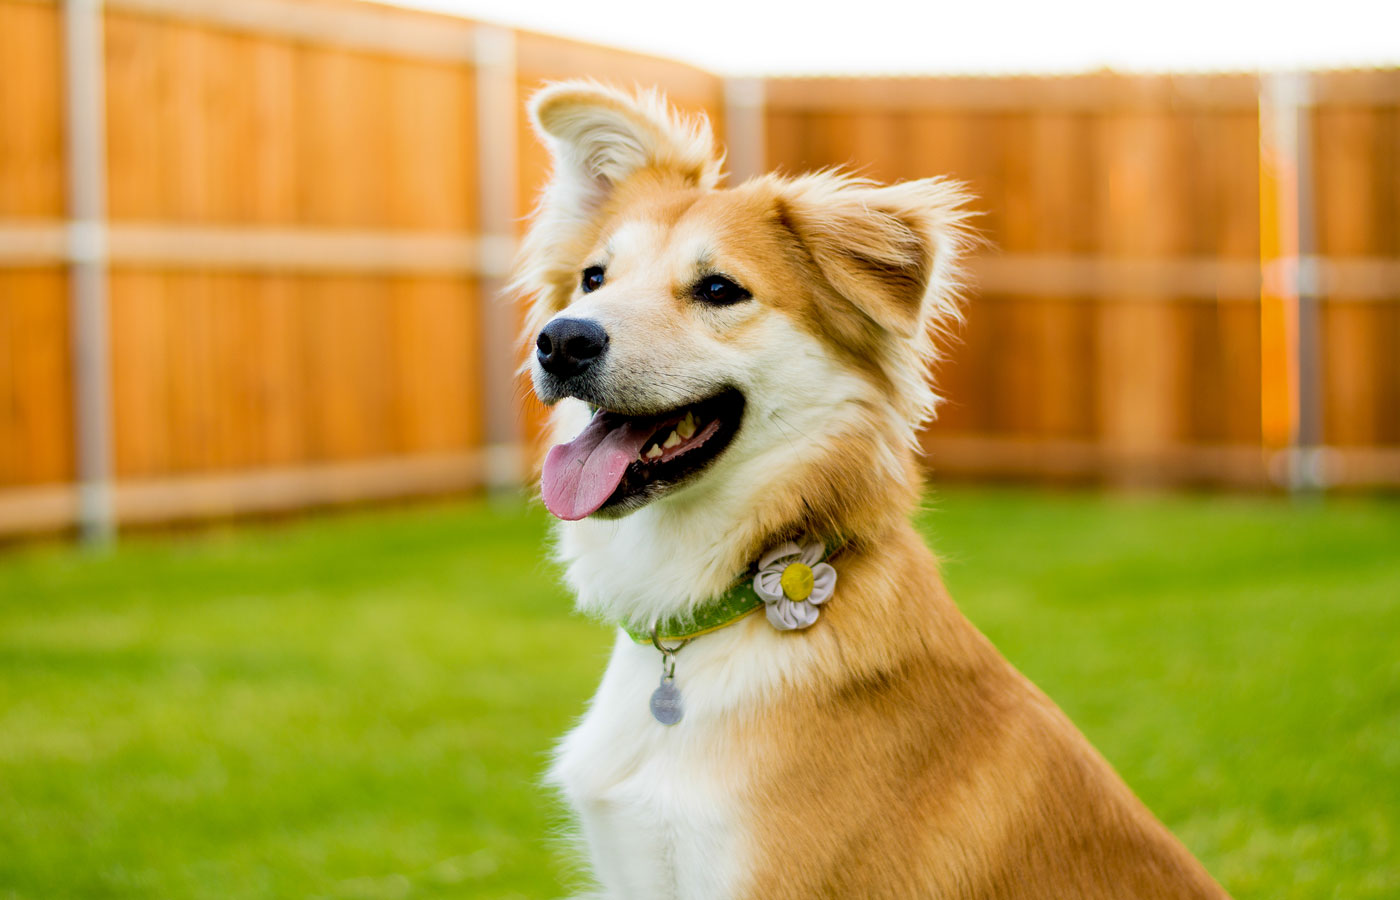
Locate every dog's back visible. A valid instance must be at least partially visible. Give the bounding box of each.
[735,528,1224,899]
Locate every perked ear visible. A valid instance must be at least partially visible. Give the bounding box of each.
[529,80,723,224]
[777,174,974,339]
[514,82,723,321]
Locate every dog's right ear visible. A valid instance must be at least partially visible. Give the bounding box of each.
[514,82,723,321]
[531,81,721,217]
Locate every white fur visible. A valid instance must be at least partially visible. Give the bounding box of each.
[549,621,820,900]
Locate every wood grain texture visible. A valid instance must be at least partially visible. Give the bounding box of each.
[0,270,73,487]
[0,1,64,217]
[1314,101,1399,447]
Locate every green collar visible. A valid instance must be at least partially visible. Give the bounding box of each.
[621,538,842,645]
[622,578,766,645]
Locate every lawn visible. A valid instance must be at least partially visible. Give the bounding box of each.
[0,487,1397,899]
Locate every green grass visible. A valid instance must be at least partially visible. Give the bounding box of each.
[0,488,1397,899]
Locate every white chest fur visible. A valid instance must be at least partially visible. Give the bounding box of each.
[549,625,798,900]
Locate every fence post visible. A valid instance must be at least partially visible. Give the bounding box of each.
[473,24,523,493]
[62,0,115,543]
[723,77,766,183]
[1259,70,1323,491]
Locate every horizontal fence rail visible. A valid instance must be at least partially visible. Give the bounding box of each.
[0,0,1397,540]
[0,222,492,273]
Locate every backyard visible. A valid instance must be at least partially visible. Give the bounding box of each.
[0,486,1397,899]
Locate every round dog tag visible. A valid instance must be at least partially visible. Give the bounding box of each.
[650,674,684,725]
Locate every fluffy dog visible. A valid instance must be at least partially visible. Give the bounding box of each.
[514,81,1229,900]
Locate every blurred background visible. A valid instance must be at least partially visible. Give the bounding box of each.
[0,1,1397,898]
[2,0,1399,542]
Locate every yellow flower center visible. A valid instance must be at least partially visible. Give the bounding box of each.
[780,562,815,601]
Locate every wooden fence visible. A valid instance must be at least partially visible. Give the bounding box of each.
[0,0,1396,539]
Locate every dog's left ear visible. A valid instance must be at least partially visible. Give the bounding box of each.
[778,176,973,339]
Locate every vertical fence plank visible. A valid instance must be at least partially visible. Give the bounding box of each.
[105,11,163,220]
[1,271,74,487]
[109,269,168,478]
[0,1,65,217]
[987,112,1042,440]
[0,2,71,494]
[1377,106,1400,446]
[1094,106,1188,481]
[763,109,805,177]
[392,277,482,455]
[251,274,306,466]
[387,59,474,232]
[1028,111,1096,441]
[106,10,167,482]
[1316,106,1380,448]
[298,45,388,228]
[1207,109,1264,447]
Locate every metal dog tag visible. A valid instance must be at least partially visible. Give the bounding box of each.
[650,672,684,725]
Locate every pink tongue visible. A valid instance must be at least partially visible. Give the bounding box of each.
[541,413,655,520]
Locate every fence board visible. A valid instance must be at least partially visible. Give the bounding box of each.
[246,274,305,466]
[105,12,165,219]
[109,269,169,477]
[391,277,483,454]
[1314,93,1400,448]
[386,63,477,231]
[0,1,63,217]
[299,46,389,228]
[0,270,72,487]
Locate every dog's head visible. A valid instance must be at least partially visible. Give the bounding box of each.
[516,82,972,539]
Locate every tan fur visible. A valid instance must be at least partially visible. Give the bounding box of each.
[737,528,1226,898]
[516,81,1230,899]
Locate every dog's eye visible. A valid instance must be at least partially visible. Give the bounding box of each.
[581,266,605,293]
[693,275,750,307]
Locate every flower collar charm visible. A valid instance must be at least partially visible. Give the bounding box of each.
[753,539,837,631]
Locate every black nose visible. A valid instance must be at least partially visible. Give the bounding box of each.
[536,317,609,378]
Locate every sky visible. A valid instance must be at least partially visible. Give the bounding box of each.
[383,0,1400,76]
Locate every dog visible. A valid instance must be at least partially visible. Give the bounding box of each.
[514,81,1230,900]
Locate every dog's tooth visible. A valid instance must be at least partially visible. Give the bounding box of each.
[677,414,696,439]
[645,444,664,459]
[662,430,681,449]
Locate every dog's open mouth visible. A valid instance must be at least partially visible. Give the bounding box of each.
[541,389,745,520]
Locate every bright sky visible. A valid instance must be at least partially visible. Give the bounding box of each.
[384,0,1400,76]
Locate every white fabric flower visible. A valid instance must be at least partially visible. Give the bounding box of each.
[752,539,837,631]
